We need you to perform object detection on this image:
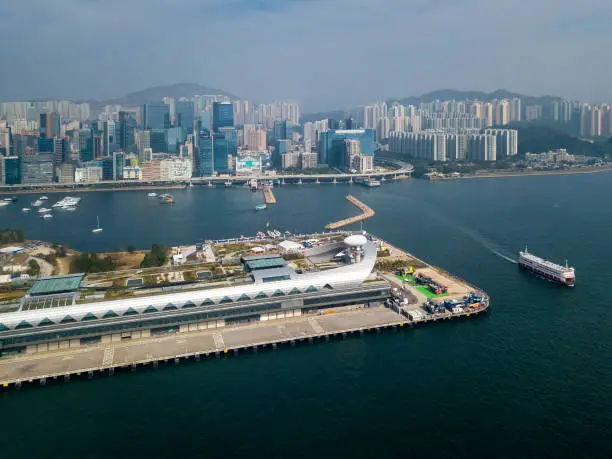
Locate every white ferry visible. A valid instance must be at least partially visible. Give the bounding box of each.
[518,248,575,287]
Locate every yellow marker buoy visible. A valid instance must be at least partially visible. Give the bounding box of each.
[223,349,228,354]
[2,383,8,387]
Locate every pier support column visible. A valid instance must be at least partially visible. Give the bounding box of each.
[64,374,71,382]
[153,361,159,369]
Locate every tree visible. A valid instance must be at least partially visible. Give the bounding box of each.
[27,259,40,277]
[0,228,25,244]
[55,245,67,258]
[140,244,168,268]
[70,253,116,273]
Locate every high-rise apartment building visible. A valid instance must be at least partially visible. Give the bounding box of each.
[468,134,497,161]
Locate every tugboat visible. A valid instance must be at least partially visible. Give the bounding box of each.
[518,247,575,287]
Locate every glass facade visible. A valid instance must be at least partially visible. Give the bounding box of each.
[118,111,136,150]
[212,102,234,131]
[175,101,195,131]
[143,103,170,130]
[150,129,168,153]
[2,157,21,184]
[166,127,186,154]
[318,129,375,168]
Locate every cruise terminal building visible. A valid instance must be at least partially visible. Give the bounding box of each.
[0,237,390,356]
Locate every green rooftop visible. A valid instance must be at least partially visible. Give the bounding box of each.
[244,258,287,271]
[29,274,84,296]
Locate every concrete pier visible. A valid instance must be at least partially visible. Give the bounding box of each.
[325,195,375,230]
[262,186,276,204]
[0,303,488,389]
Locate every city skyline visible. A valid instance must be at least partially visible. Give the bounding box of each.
[2,0,612,110]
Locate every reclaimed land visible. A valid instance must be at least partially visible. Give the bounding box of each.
[0,229,489,389]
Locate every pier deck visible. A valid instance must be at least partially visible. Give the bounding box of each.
[324,195,375,230]
[0,303,487,388]
[262,186,276,204]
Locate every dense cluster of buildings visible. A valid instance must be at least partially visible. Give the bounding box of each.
[1,91,610,183]
[0,93,381,186]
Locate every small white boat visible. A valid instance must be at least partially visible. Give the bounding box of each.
[63,207,76,211]
[0,201,9,207]
[224,180,233,187]
[21,208,31,212]
[38,207,52,214]
[92,216,103,233]
[31,200,43,207]
[147,192,158,197]
[42,213,53,219]
[39,196,49,200]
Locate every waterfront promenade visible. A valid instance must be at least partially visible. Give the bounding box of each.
[325,195,375,230]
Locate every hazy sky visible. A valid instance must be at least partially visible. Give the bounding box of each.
[1,0,611,110]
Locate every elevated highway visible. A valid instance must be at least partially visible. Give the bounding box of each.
[0,164,414,194]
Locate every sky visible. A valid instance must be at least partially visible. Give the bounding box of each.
[1,0,612,111]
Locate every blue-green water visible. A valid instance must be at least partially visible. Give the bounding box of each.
[0,176,611,458]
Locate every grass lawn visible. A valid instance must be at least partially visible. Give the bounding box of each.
[395,275,449,299]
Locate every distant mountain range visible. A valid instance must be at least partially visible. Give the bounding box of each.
[90,83,239,108]
[85,83,564,119]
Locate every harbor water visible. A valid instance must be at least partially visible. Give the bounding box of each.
[0,174,611,458]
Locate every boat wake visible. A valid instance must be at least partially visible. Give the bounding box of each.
[459,225,518,264]
[432,214,518,264]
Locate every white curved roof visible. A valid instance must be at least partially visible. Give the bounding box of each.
[0,242,379,330]
[344,235,367,246]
